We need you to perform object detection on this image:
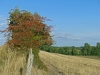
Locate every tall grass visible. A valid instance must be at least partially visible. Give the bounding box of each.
[0,45,26,75]
[0,45,47,75]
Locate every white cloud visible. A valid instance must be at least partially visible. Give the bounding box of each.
[0,23,6,26]
[0,23,7,29]
[72,38,82,41]
[54,32,71,39]
[0,15,6,20]
[74,31,100,41]
[54,32,83,41]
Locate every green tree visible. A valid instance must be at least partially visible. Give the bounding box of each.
[66,47,70,55]
[96,42,100,56]
[71,46,75,55]
[82,43,91,55]
[71,46,78,55]
[90,46,97,55]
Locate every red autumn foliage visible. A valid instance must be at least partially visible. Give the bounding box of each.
[1,8,53,49]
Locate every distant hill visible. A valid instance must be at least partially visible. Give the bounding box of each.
[0,45,100,75]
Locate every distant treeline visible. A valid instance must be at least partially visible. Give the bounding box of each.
[40,42,100,56]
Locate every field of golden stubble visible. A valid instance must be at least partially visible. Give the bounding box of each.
[39,51,100,75]
[0,45,100,75]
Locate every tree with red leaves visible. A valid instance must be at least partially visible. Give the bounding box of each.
[1,7,53,75]
[7,8,53,48]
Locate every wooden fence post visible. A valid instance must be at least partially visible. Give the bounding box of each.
[26,48,34,75]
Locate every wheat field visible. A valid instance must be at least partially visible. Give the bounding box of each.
[0,45,100,75]
[39,51,100,75]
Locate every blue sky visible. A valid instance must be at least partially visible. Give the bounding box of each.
[0,0,100,46]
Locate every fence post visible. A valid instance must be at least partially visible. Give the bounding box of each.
[26,48,34,75]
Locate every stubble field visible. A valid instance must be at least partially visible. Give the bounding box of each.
[0,45,100,75]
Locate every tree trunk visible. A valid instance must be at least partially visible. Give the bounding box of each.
[26,48,34,75]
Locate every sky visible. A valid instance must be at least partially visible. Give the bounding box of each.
[0,0,100,47]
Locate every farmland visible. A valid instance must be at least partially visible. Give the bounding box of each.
[0,45,100,75]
